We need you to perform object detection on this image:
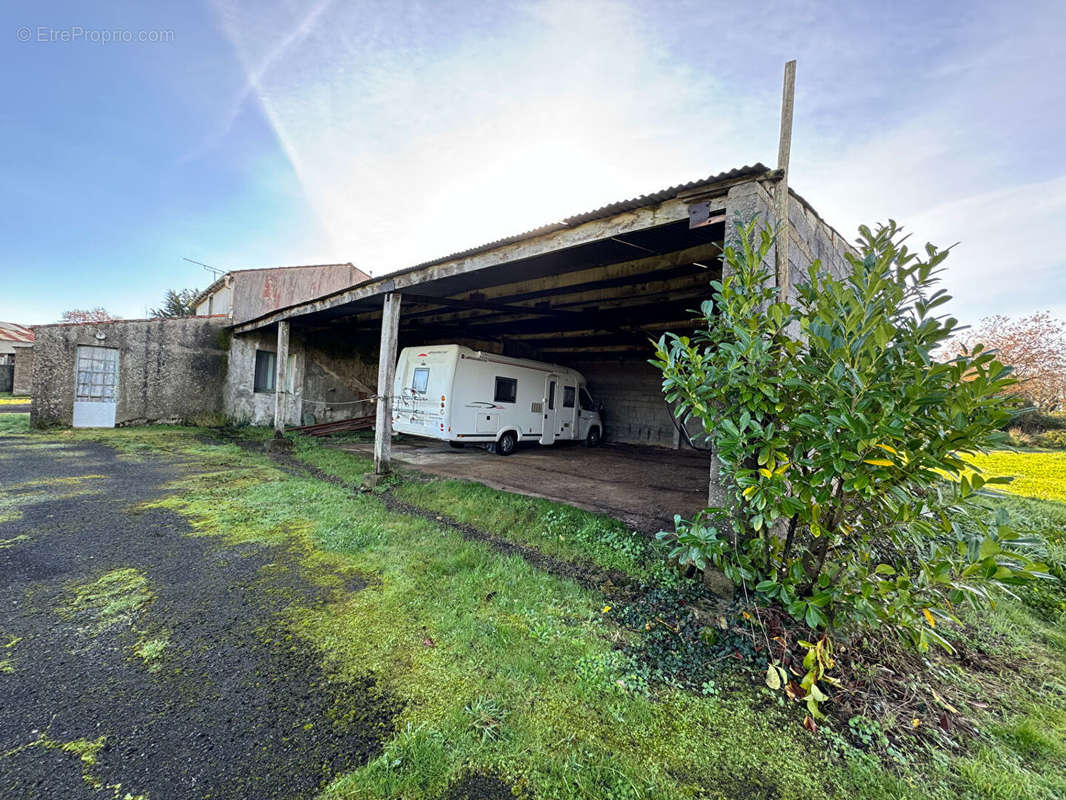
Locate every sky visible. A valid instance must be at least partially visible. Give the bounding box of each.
[1,0,1063,327]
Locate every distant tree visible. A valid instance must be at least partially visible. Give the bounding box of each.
[950,312,1066,410]
[60,307,113,324]
[149,288,200,319]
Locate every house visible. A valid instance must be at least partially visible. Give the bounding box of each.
[0,322,34,395]
[192,263,369,324]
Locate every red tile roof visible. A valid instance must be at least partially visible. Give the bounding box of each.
[0,322,34,344]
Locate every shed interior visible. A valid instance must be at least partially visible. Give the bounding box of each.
[286,217,726,448]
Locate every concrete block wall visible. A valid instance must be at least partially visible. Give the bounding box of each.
[723,179,855,301]
[786,192,854,285]
[31,317,228,427]
[572,358,679,447]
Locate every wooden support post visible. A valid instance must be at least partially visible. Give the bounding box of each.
[274,320,290,436]
[774,59,797,297]
[374,293,402,475]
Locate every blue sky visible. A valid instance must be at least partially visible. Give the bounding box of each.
[2,0,1063,326]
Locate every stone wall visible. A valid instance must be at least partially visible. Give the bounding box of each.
[31,317,228,428]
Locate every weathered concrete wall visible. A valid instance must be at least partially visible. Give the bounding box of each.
[299,332,379,425]
[230,265,369,325]
[224,328,298,426]
[12,345,33,395]
[31,317,228,428]
[224,326,379,426]
[724,180,853,297]
[571,359,679,447]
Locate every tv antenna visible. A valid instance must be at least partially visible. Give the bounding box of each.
[183,257,225,279]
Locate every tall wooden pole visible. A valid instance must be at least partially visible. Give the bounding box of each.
[273,320,290,436]
[374,293,402,475]
[775,59,797,297]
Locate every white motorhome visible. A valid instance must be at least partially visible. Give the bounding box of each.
[391,344,604,455]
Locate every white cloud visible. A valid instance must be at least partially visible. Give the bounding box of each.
[206,0,1065,325]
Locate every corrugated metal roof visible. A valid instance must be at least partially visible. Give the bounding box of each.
[399,163,769,274]
[232,163,771,331]
[0,321,34,343]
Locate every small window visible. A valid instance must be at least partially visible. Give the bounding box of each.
[254,350,276,393]
[494,376,517,403]
[412,367,429,393]
[563,386,575,408]
[75,346,118,402]
[579,388,595,410]
[547,381,556,410]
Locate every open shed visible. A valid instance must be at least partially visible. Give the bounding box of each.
[226,165,852,505]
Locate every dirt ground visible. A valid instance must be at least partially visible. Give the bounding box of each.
[341,438,711,533]
[0,436,394,800]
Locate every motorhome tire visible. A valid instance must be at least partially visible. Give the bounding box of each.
[584,426,602,447]
[496,431,517,456]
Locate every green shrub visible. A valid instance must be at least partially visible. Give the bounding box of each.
[1009,409,1066,434]
[1035,430,1066,449]
[653,219,1051,666]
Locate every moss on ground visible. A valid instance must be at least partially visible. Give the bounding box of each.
[62,568,154,633]
[1,734,111,790]
[6,427,1066,799]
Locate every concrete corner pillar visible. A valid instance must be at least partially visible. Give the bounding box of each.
[374,293,402,474]
[274,320,290,436]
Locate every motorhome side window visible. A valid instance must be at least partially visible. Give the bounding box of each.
[563,386,575,408]
[579,388,595,409]
[494,376,517,403]
[411,367,429,393]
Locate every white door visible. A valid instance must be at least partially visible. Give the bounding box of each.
[73,345,119,428]
[540,375,558,445]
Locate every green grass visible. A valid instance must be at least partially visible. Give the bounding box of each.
[0,413,30,434]
[289,440,671,583]
[969,450,1066,502]
[393,478,672,583]
[6,429,1066,799]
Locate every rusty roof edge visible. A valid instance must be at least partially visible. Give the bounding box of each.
[232,164,771,333]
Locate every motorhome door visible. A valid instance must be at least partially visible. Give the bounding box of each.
[540,374,558,445]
